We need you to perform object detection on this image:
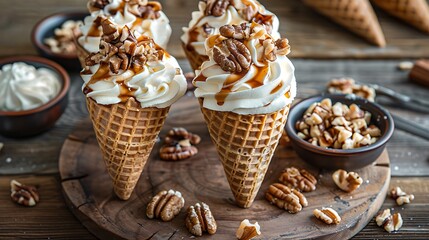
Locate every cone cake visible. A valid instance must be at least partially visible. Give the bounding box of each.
[302,0,386,47]
[81,19,187,200]
[181,0,281,71]
[193,23,297,208]
[371,0,429,33]
[199,99,290,208]
[87,97,169,200]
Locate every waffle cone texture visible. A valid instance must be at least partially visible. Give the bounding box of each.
[302,0,386,47]
[371,0,429,33]
[86,97,170,200]
[199,99,290,208]
[182,42,209,71]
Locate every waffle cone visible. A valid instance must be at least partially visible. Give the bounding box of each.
[86,97,170,200]
[199,99,290,208]
[372,0,429,33]
[181,42,209,71]
[303,0,386,47]
[73,35,90,69]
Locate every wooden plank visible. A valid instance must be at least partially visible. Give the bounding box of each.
[1,0,429,59]
[58,104,391,239]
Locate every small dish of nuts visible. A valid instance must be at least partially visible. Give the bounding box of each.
[285,94,394,170]
[32,11,88,71]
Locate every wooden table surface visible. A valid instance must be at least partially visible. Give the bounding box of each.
[0,0,428,239]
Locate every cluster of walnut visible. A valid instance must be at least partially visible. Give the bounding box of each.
[204,0,274,32]
[376,209,403,233]
[327,78,376,102]
[85,18,164,74]
[265,167,317,214]
[159,127,201,161]
[332,169,363,193]
[213,23,290,73]
[390,186,414,206]
[146,190,217,237]
[295,98,381,149]
[44,20,82,55]
[10,180,40,207]
[89,0,162,19]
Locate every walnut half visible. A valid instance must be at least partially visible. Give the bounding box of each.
[313,207,341,225]
[146,189,184,221]
[389,187,414,206]
[278,167,317,192]
[236,219,261,240]
[332,169,363,193]
[265,183,308,214]
[10,180,39,207]
[185,202,217,236]
[375,209,403,233]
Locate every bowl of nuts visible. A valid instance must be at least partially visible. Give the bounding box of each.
[285,94,394,170]
[31,11,88,71]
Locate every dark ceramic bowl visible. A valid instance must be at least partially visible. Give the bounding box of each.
[285,94,394,170]
[31,11,88,72]
[0,56,70,138]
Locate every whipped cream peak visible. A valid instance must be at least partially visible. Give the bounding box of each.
[181,0,280,56]
[193,22,296,115]
[81,18,186,108]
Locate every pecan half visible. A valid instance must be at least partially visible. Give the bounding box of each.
[160,128,201,161]
[279,167,317,192]
[213,39,251,73]
[146,189,184,221]
[219,23,250,40]
[313,208,341,225]
[236,219,261,240]
[376,209,403,233]
[10,180,39,207]
[265,183,308,214]
[332,169,363,193]
[185,202,217,236]
[205,0,231,17]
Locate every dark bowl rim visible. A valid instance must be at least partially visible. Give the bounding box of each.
[0,55,70,116]
[286,93,395,155]
[31,11,88,59]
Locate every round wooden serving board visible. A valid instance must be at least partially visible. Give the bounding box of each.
[59,96,391,240]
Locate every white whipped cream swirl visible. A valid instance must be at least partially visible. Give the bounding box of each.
[81,55,187,109]
[0,62,61,111]
[181,0,280,56]
[79,0,172,52]
[193,25,296,115]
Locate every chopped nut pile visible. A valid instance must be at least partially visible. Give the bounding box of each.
[278,167,317,192]
[295,98,381,149]
[313,207,341,225]
[185,202,217,236]
[327,78,376,102]
[375,209,403,233]
[390,186,414,206]
[146,189,184,221]
[159,127,201,161]
[265,183,308,214]
[44,20,82,55]
[10,180,40,207]
[236,219,261,240]
[332,169,363,193]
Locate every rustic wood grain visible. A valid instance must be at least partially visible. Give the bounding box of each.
[1,0,429,59]
[58,96,391,239]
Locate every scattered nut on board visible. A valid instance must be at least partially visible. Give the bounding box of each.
[159,127,201,161]
[375,209,403,233]
[279,167,317,192]
[236,219,261,240]
[390,187,414,206]
[146,189,184,221]
[313,208,341,225]
[265,183,308,214]
[332,169,363,193]
[296,97,381,149]
[10,180,40,207]
[185,202,217,237]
